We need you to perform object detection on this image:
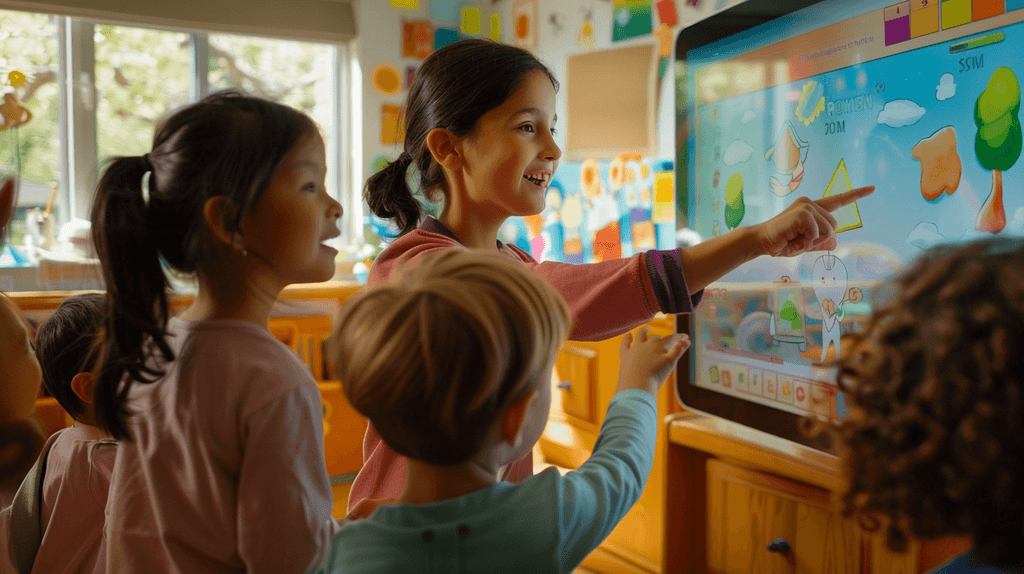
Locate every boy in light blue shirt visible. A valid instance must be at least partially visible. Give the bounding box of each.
[318,250,689,573]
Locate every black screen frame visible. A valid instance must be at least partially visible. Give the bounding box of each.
[673,0,837,454]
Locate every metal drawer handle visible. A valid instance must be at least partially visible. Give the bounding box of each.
[766,538,791,556]
[557,381,572,391]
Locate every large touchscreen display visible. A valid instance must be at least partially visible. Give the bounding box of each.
[679,0,1024,423]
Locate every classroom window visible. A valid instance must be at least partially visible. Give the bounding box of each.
[0,8,353,292]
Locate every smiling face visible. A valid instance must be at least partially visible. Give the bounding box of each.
[0,295,42,422]
[240,130,343,287]
[456,70,562,219]
[812,255,849,313]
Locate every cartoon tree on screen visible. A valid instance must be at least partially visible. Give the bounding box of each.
[974,67,1022,233]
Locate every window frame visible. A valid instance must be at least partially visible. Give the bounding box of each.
[45,14,358,244]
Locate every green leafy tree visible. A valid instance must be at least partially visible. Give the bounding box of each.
[974,66,1021,233]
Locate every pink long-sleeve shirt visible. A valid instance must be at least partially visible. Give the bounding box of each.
[347,217,701,512]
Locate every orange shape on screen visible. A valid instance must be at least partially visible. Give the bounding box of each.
[977,170,1007,233]
[911,126,961,201]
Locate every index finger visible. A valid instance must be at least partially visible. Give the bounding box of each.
[816,185,874,212]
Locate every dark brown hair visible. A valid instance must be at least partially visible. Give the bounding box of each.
[329,250,570,465]
[838,237,1024,568]
[91,91,316,440]
[365,39,558,235]
[35,293,105,419]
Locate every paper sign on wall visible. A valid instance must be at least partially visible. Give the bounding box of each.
[656,0,679,26]
[381,104,403,145]
[431,0,461,23]
[402,20,433,59]
[434,27,461,49]
[490,13,502,41]
[612,0,653,42]
[390,0,418,8]
[461,7,481,35]
[512,0,537,47]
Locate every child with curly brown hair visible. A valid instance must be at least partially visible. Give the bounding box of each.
[838,237,1024,573]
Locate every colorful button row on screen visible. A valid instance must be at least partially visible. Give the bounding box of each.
[708,364,839,417]
[886,0,1016,47]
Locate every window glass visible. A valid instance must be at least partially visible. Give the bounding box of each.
[94,24,192,161]
[0,9,60,266]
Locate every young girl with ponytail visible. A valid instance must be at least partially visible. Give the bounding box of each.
[91,91,343,574]
[350,38,874,514]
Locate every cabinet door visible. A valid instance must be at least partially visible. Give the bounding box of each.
[706,459,862,574]
[555,343,598,423]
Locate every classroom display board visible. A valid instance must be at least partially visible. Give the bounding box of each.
[675,0,1024,450]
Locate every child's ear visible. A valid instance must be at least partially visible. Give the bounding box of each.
[202,196,243,250]
[425,127,463,171]
[70,372,95,405]
[501,389,539,448]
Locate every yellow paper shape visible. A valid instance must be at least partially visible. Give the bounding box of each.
[490,13,502,41]
[823,159,863,232]
[390,0,418,8]
[461,7,481,35]
[381,105,403,145]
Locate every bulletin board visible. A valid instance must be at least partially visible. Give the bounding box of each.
[565,43,658,160]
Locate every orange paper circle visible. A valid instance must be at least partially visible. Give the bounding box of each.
[580,158,601,199]
[608,156,626,191]
[372,65,402,95]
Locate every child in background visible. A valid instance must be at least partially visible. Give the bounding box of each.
[351,37,873,511]
[317,250,689,573]
[0,291,43,496]
[838,237,1024,574]
[90,91,342,574]
[1,293,116,574]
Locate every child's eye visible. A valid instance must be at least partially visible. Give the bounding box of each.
[303,183,318,193]
[520,124,535,133]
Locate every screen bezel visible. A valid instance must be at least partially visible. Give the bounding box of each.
[673,0,837,454]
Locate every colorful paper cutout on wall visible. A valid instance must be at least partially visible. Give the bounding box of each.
[371,65,402,96]
[822,159,863,233]
[490,13,502,41]
[461,7,481,35]
[431,0,462,23]
[577,8,595,50]
[612,0,653,43]
[370,153,390,174]
[390,0,418,8]
[655,23,674,57]
[434,28,461,50]
[381,104,403,145]
[402,20,433,59]
[911,126,961,201]
[512,0,538,47]
[656,0,679,26]
[549,12,566,36]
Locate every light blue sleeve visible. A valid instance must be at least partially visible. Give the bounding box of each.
[557,389,658,570]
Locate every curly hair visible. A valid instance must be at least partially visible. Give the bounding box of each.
[838,237,1024,568]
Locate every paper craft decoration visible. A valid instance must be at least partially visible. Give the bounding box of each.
[371,65,402,95]
[431,0,461,23]
[435,28,461,50]
[512,0,538,47]
[405,65,417,90]
[390,0,418,8]
[402,20,433,59]
[656,0,679,26]
[461,7,481,35]
[490,13,502,41]
[381,104,403,145]
[613,0,654,42]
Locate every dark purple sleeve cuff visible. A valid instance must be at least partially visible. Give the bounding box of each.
[643,249,703,314]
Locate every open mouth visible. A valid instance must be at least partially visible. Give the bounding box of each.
[523,172,551,188]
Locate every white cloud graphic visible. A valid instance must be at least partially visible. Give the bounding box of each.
[936,73,957,101]
[723,140,755,166]
[906,222,945,250]
[741,109,757,124]
[1011,207,1024,233]
[877,99,926,128]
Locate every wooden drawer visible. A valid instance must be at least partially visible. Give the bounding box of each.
[706,459,862,574]
[555,343,598,423]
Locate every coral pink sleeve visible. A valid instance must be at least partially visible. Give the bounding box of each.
[349,223,701,512]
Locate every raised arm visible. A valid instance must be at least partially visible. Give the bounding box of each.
[678,185,875,293]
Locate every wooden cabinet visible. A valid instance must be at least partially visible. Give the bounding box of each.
[665,414,966,574]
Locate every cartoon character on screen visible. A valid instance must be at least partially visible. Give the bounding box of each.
[583,158,621,262]
[765,121,809,197]
[560,189,586,265]
[540,181,564,262]
[812,253,849,363]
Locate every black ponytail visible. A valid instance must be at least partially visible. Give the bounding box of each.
[91,155,173,440]
[364,39,557,236]
[90,91,316,440]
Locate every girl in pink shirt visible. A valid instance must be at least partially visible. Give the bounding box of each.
[90,92,343,574]
[349,38,874,513]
